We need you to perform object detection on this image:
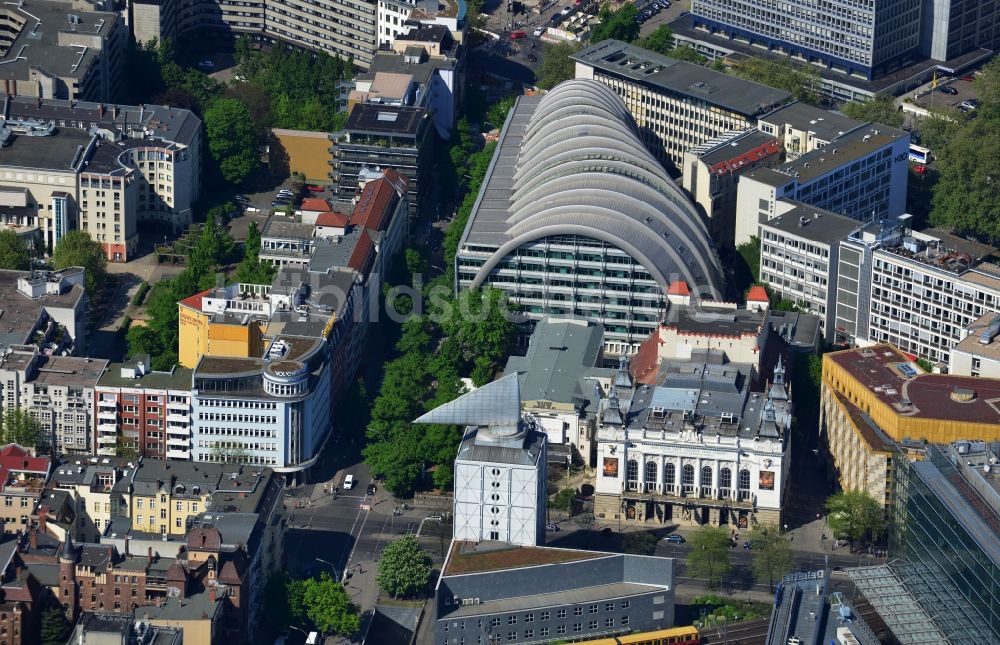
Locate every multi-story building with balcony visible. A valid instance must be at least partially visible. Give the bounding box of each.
[0,445,50,535]
[455,80,724,356]
[0,345,107,455]
[377,0,466,47]
[735,123,910,246]
[0,96,202,257]
[572,39,791,170]
[595,352,792,528]
[94,356,194,459]
[0,268,88,354]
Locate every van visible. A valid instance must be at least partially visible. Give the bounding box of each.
[343,474,355,490]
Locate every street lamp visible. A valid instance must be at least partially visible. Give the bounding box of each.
[315,557,339,580]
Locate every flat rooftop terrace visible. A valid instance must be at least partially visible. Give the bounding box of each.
[444,541,604,576]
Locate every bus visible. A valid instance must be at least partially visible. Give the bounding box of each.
[909,144,932,164]
[573,626,701,645]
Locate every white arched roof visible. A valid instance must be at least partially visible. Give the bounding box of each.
[470,79,723,297]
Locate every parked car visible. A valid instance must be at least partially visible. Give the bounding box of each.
[545,524,560,532]
[197,60,215,70]
[533,26,544,36]
[939,85,959,95]
[913,164,927,174]
[528,54,537,63]
[961,75,975,81]
[510,30,526,40]
[960,99,979,110]
[664,534,685,544]
[560,5,573,14]
[343,474,355,490]
[306,185,325,193]
[366,483,377,495]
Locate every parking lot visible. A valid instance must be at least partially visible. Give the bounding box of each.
[638,0,688,37]
[911,74,981,114]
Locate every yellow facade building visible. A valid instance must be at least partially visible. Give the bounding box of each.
[177,286,269,369]
[270,129,333,184]
[821,344,1000,504]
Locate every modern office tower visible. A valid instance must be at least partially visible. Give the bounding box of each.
[455,79,724,355]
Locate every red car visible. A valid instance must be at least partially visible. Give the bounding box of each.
[306,185,324,193]
[914,165,927,174]
[510,30,526,39]
[961,75,975,81]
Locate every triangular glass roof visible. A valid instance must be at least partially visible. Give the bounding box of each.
[413,373,521,427]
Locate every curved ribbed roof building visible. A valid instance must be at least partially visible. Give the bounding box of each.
[456,79,724,354]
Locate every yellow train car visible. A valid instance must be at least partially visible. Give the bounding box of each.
[572,625,701,645]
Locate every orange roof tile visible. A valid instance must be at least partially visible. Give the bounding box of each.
[351,173,404,231]
[178,288,213,312]
[0,444,50,493]
[316,212,350,227]
[348,229,375,274]
[747,285,769,302]
[300,198,331,212]
[667,281,690,296]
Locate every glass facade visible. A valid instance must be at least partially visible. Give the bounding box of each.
[889,445,1000,641]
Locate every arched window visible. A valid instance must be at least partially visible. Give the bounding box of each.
[664,463,676,493]
[738,469,751,500]
[720,468,733,493]
[682,464,695,493]
[645,461,658,492]
[701,466,713,496]
[626,460,639,491]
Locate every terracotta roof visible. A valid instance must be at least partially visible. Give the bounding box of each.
[178,288,213,312]
[0,445,49,493]
[351,173,404,231]
[218,559,243,585]
[316,212,350,227]
[667,281,690,296]
[747,285,769,302]
[187,527,222,552]
[300,198,331,212]
[348,229,376,274]
[166,562,188,582]
[630,328,662,385]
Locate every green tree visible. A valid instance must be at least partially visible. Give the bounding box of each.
[536,42,580,90]
[264,571,306,632]
[376,536,433,598]
[1,408,44,449]
[440,288,518,386]
[640,24,674,55]
[737,236,761,284]
[930,117,1000,240]
[915,114,960,151]
[551,487,577,513]
[405,248,428,275]
[487,96,516,130]
[825,489,885,543]
[687,526,732,588]
[668,46,708,64]
[302,572,360,636]
[973,56,1000,120]
[204,98,260,185]
[40,606,70,645]
[590,3,640,43]
[234,221,275,284]
[840,94,904,128]
[622,531,658,555]
[52,230,108,298]
[0,230,30,270]
[747,524,793,589]
[732,58,820,104]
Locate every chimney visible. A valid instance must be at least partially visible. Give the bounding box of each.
[38,506,48,535]
[147,546,153,567]
[99,103,105,117]
[209,587,216,603]
[124,536,129,557]
[29,527,37,550]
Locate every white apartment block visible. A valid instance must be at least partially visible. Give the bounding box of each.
[949,313,1000,378]
[572,40,791,170]
[377,0,465,47]
[758,203,861,339]
[0,346,107,455]
[735,124,910,246]
[756,102,868,161]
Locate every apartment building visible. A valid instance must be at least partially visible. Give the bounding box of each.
[572,39,791,170]
[0,268,87,354]
[259,219,315,267]
[687,0,922,81]
[456,80,724,355]
[0,346,107,455]
[756,102,868,161]
[596,352,792,528]
[46,455,132,542]
[0,445,50,535]
[377,0,465,47]
[821,345,1000,506]
[735,124,910,246]
[0,96,203,257]
[758,203,861,339]
[681,128,782,247]
[94,356,194,460]
[949,313,1000,378]
[0,0,126,103]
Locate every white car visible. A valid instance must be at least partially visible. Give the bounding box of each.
[197,60,215,70]
[533,26,544,36]
[343,474,355,490]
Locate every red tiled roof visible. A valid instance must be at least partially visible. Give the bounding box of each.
[316,212,349,227]
[300,198,331,212]
[351,174,403,231]
[0,444,50,493]
[667,281,690,296]
[630,329,662,385]
[178,288,213,312]
[746,285,769,302]
[187,527,222,552]
[348,229,376,274]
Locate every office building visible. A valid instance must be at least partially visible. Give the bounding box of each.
[767,571,879,645]
[687,0,922,82]
[0,345,107,455]
[259,219,316,267]
[503,317,612,467]
[949,313,1000,377]
[455,79,724,355]
[572,40,792,169]
[734,124,910,246]
[0,445,50,534]
[415,374,547,547]
[68,614,182,645]
[821,345,1000,506]
[681,129,782,247]
[0,0,126,103]
[848,440,1000,642]
[596,351,791,528]
[132,0,378,69]
[921,0,1000,62]
[759,203,862,339]
[94,357,194,459]
[0,268,87,354]
[436,542,675,645]
[0,96,203,257]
